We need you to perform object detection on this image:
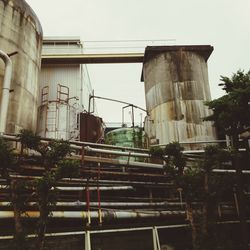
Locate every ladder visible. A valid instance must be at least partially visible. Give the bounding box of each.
[46,102,58,138]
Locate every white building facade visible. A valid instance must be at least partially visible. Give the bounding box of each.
[37,37,94,140]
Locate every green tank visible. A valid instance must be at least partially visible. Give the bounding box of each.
[105,127,145,149]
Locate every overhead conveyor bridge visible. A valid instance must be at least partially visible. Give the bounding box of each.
[41,53,144,65]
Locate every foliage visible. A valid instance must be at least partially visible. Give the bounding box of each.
[201,145,231,172]
[18,129,41,150]
[149,146,164,159]
[0,138,16,183]
[0,138,15,168]
[219,69,250,93]
[32,159,80,249]
[204,70,250,136]
[178,167,204,201]
[55,160,80,179]
[12,180,30,211]
[205,70,250,248]
[164,142,186,174]
[41,140,71,167]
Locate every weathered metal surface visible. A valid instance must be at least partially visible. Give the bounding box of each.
[79,112,104,143]
[142,46,217,146]
[0,0,43,133]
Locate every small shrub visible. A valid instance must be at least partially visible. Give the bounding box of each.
[18,129,41,150]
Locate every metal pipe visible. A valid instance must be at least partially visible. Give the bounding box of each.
[84,146,150,158]
[0,185,134,191]
[73,154,165,169]
[122,104,130,126]
[212,169,250,174]
[0,134,149,152]
[1,176,172,187]
[88,95,147,114]
[55,186,134,191]
[0,50,12,134]
[0,210,186,219]
[0,201,181,208]
[60,178,172,187]
[151,140,227,147]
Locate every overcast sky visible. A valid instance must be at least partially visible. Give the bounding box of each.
[26,0,250,124]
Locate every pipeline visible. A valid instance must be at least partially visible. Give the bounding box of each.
[0,50,12,134]
[0,210,186,219]
[84,146,150,158]
[0,176,172,187]
[0,201,182,208]
[0,185,134,191]
[75,154,164,169]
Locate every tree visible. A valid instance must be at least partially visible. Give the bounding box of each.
[204,70,250,249]
[204,69,250,142]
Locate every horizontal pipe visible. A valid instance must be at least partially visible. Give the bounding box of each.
[54,186,134,191]
[84,146,150,158]
[60,178,172,187]
[0,134,148,153]
[81,169,167,179]
[0,210,186,219]
[0,177,172,187]
[41,135,148,152]
[0,185,134,191]
[11,164,167,179]
[0,201,182,208]
[1,134,246,162]
[151,140,227,147]
[72,154,164,169]
[212,169,250,174]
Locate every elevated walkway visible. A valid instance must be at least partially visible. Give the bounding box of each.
[41,53,144,64]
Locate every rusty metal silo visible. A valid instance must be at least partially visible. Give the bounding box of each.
[142,45,216,146]
[0,0,43,133]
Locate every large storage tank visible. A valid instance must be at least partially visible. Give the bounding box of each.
[0,0,43,133]
[106,127,145,149]
[142,45,216,145]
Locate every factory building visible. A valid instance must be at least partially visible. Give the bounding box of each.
[2,2,242,250]
[37,37,95,140]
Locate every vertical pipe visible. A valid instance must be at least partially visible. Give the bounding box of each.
[85,230,91,250]
[122,106,125,126]
[97,163,102,225]
[86,183,91,225]
[80,44,84,110]
[0,50,12,134]
[152,227,161,250]
[131,105,135,128]
[233,187,240,217]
